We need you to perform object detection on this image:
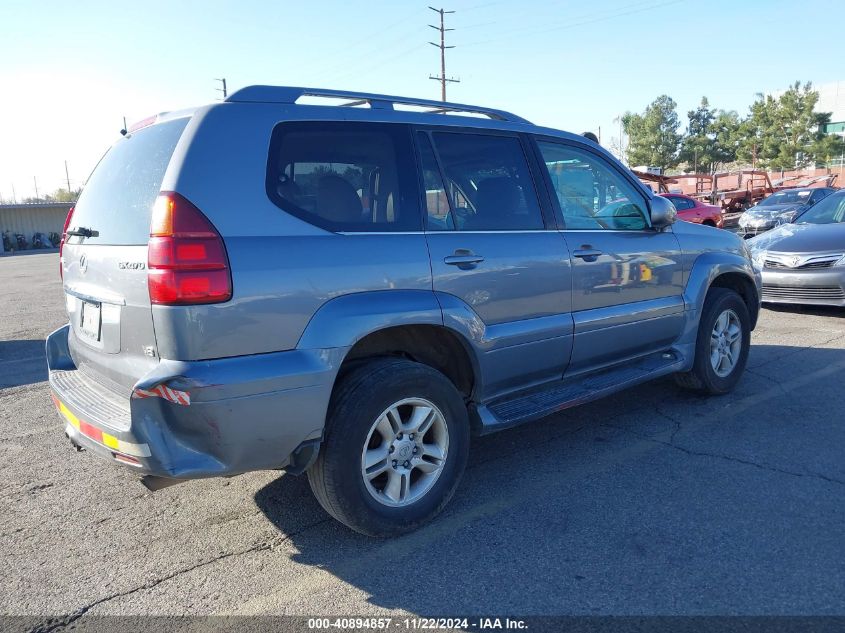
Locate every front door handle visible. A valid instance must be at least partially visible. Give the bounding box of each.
[573,248,602,262]
[444,253,484,269]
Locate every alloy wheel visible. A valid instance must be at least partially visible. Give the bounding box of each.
[361,398,449,507]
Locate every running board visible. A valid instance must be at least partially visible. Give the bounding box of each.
[475,351,685,434]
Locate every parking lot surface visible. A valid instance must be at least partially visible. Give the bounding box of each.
[1,253,844,623]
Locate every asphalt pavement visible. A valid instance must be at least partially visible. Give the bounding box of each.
[1,252,844,624]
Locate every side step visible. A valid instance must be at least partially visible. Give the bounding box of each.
[476,351,685,434]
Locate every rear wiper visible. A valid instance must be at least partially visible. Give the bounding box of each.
[66,227,99,238]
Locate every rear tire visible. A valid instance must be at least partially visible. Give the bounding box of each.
[308,358,469,537]
[674,288,750,394]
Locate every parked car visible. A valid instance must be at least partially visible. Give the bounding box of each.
[659,193,724,228]
[738,187,836,237]
[46,86,761,536]
[748,189,845,306]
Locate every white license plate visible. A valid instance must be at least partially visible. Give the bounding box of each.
[80,301,101,340]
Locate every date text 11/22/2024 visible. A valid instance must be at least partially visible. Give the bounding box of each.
[307,618,528,630]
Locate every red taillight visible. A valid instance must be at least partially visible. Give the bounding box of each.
[147,193,232,305]
[59,205,75,278]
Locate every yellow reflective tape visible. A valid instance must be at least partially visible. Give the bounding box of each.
[102,433,120,450]
[55,397,151,459]
[58,402,80,429]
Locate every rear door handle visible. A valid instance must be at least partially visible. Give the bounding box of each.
[573,249,602,262]
[444,254,484,268]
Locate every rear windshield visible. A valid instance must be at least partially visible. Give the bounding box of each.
[70,117,189,245]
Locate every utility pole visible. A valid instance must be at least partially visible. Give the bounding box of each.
[33,176,39,201]
[428,7,459,101]
[11,183,16,203]
[64,161,72,193]
[215,78,228,99]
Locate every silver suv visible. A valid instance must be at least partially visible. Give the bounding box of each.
[47,86,762,536]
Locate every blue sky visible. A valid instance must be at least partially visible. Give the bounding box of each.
[1,0,842,201]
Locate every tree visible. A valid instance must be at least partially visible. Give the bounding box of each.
[622,95,681,172]
[735,82,845,170]
[678,97,716,173]
[770,81,824,170]
[711,109,741,168]
[735,94,776,168]
[810,113,845,168]
[46,188,81,203]
[677,98,740,173]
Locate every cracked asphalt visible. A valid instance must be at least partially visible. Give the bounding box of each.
[1,252,844,623]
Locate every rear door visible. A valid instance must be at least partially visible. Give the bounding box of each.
[417,129,573,397]
[533,139,685,375]
[61,116,190,393]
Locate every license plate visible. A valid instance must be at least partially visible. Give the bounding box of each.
[80,301,101,340]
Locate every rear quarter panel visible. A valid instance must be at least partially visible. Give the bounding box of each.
[153,104,432,360]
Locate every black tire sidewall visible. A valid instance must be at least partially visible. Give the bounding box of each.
[694,289,751,394]
[317,359,469,536]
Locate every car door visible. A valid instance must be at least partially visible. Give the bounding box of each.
[534,138,685,375]
[417,129,573,398]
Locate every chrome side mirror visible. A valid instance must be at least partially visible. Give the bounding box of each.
[650,195,677,229]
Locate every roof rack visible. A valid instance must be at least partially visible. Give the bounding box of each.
[225,86,530,124]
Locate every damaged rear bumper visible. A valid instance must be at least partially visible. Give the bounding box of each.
[46,324,344,483]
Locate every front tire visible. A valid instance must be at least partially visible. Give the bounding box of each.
[307,358,470,537]
[674,288,751,394]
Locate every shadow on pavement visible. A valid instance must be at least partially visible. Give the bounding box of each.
[0,339,47,388]
[253,343,845,615]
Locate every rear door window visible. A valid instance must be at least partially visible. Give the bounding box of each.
[266,121,420,232]
[70,117,189,245]
[423,131,544,231]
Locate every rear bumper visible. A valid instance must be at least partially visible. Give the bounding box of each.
[46,324,345,482]
[760,268,845,307]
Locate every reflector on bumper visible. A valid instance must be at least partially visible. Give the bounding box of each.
[132,384,191,406]
[52,395,151,458]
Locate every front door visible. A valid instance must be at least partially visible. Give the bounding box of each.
[417,130,573,398]
[534,140,685,375]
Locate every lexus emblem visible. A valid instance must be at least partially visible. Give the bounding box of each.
[79,254,88,274]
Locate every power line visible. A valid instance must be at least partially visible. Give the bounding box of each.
[428,6,459,102]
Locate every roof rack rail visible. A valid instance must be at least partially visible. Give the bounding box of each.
[225,85,530,123]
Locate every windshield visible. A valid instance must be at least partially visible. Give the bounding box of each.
[758,190,812,206]
[795,191,845,225]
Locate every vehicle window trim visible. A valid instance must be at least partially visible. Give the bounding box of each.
[411,125,552,231]
[529,135,654,232]
[265,120,424,233]
[412,130,457,231]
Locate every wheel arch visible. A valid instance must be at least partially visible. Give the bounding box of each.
[340,324,480,402]
[296,290,482,402]
[684,253,761,330]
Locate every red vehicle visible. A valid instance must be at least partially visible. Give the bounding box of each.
[659,193,724,228]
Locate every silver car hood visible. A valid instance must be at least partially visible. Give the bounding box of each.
[749,222,845,253]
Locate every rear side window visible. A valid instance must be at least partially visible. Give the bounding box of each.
[70,118,189,245]
[266,122,420,232]
[423,132,544,231]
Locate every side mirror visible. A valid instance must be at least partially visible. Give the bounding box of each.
[650,196,677,229]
